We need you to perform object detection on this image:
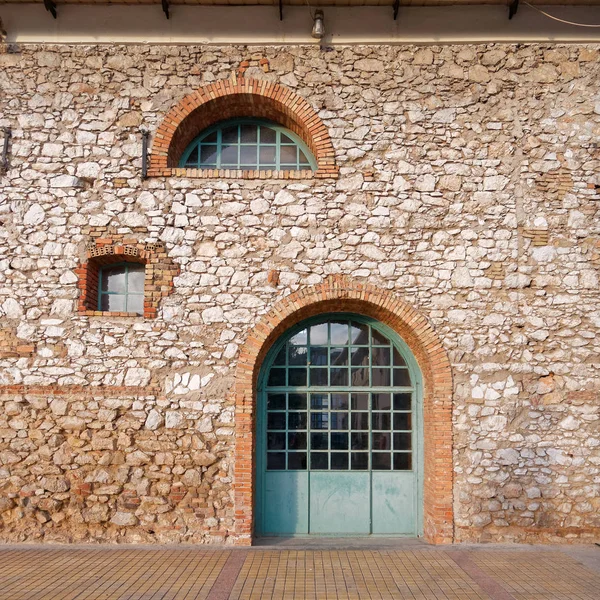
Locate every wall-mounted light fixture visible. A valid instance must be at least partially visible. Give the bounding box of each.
[312,9,325,39]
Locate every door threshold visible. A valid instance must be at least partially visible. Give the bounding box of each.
[253,536,431,550]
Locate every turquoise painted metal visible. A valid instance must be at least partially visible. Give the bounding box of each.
[256,315,423,537]
[178,118,317,171]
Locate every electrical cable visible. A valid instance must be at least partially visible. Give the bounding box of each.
[304,0,315,20]
[522,1,600,28]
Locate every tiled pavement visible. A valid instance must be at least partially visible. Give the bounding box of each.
[1,543,599,600]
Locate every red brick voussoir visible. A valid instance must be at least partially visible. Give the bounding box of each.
[148,77,339,180]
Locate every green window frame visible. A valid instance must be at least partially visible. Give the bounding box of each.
[98,262,145,315]
[178,118,317,171]
[260,316,417,473]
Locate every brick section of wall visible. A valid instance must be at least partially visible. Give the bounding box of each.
[77,235,179,319]
[0,329,35,359]
[231,274,454,546]
[148,76,338,179]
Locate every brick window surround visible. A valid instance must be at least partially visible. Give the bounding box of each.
[232,275,454,546]
[77,238,178,319]
[148,77,338,180]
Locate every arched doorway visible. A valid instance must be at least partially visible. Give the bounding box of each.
[255,314,423,537]
[232,275,453,545]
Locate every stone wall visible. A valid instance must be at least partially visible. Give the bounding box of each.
[1,42,599,544]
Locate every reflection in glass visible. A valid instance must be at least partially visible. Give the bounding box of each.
[330,321,348,345]
[311,413,328,430]
[330,347,348,366]
[310,323,328,345]
[372,393,391,410]
[331,453,349,470]
[288,346,307,365]
[372,368,391,387]
[371,329,390,345]
[310,368,328,386]
[393,393,411,410]
[267,413,286,430]
[393,432,411,450]
[101,266,125,292]
[393,453,412,470]
[101,294,125,312]
[351,453,369,470]
[288,368,307,387]
[310,347,328,366]
[331,394,348,409]
[267,368,286,387]
[350,412,369,430]
[311,394,328,409]
[289,328,308,345]
[351,393,369,410]
[273,348,286,366]
[311,452,328,469]
[288,432,307,449]
[288,452,307,470]
[288,412,307,430]
[331,433,348,450]
[267,453,286,470]
[372,347,391,367]
[393,348,407,367]
[372,432,391,450]
[351,433,369,450]
[99,264,145,315]
[372,413,391,430]
[289,394,307,409]
[330,412,349,430]
[393,369,411,386]
[351,367,369,386]
[267,393,286,410]
[372,453,391,470]
[311,432,328,449]
[350,322,369,344]
[393,413,412,431]
[350,347,369,366]
[267,432,286,450]
[330,368,348,386]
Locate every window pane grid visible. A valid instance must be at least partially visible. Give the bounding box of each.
[265,319,414,472]
[180,119,317,171]
[98,263,145,315]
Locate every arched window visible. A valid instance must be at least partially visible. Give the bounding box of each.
[178,119,317,172]
[262,316,414,472]
[98,263,145,315]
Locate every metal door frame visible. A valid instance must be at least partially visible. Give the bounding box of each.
[255,313,424,537]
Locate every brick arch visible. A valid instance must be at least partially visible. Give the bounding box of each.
[148,77,338,179]
[232,275,453,546]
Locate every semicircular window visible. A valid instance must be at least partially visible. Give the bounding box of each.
[179,118,317,171]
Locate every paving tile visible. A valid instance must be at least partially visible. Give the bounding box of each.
[0,548,228,600]
[471,550,600,600]
[229,550,492,600]
[1,545,599,600]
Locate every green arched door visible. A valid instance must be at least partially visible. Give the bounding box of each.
[256,315,423,537]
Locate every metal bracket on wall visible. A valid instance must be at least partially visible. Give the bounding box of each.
[141,130,149,180]
[162,0,170,19]
[393,0,400,20]
[44,0,57,19]
[509,0,519,19]
[1,127,11,174]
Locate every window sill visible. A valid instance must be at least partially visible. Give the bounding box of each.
[146,167,338,179]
